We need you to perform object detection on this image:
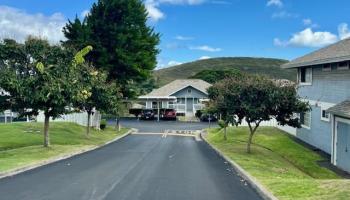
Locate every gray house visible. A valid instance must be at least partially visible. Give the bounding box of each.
[139,79,211,118]
[282,38,350,172]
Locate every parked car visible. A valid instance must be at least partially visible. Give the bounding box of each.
[200,114,217,122]
[141,109,155,120]
[162,109,177,120]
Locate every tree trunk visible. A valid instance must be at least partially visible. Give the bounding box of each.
[43,113,50,147]
[86,111,91,136]
[247,121,260,153]
[115,117,121,132]
[247,131,254,153]
[224,125,227,140]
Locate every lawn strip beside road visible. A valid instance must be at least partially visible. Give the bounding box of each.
[205,127,350,200]
[0,122,129,175]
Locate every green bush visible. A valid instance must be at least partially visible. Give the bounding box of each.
[195,110,203,119]
[100,119,107,130]
[218,120,226,129]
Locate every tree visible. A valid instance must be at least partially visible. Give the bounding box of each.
[0,37,92,147]
[208,74,310,153]
[73,64,119,136]
[63,0,160,98]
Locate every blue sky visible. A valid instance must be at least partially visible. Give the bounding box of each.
[0,0,350,69]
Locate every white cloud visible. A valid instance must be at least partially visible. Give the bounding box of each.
[167,60,183,66]
[274,28,338,48]
[0,6,66,44]
[303,18,319,28]
[338,23,350,40]
[272,11,298,19]
[145,0,205,22]
[145,3,165,22]
[175,35,194,40]
[81,10,90,18]
[199,56,211,60]
[189,45,222,52]
[267,0,283,7]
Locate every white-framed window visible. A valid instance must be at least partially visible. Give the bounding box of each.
[299,67,312,85]
[322,63,331,72]
[337,61,349,70]
[300,111,311,129]
[188,88,192,94]
[320,108,330,122]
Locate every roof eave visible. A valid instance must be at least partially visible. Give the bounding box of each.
[282,55,350,69]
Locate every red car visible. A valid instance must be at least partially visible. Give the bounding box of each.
[162,109,177,120]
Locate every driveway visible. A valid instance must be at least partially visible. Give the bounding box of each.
[110,118,218,133]
[0,135,261,200]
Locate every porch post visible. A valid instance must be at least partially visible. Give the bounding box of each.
[157,101,160,122]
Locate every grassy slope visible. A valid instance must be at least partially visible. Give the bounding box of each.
[0,122,128,173]
[154,57,294,86]
[206,127,350,200]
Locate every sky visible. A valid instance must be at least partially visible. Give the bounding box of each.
[0,0,350,69]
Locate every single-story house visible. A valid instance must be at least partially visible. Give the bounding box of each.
[282,38,350,173]
[139,79,212,119]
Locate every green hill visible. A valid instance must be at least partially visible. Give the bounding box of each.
[154,57,294,86]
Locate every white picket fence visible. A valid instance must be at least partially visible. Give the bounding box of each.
[234,118,297,135]
[37,111,101,128]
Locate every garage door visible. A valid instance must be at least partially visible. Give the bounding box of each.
[336,121,350,172]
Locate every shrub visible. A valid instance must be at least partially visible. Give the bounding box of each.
[195,110,202,119]
[100,119,107,130]
[218,120,226,129]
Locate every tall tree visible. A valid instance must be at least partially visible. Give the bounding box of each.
[63,0,160,97]
[0,38,92,147]
[208,74,310,153]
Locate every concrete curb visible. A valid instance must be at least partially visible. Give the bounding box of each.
[0,128,137,180]
[200,132,279,200]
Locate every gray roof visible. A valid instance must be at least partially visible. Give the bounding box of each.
[327,100,350,119]
[140,79,212,98]
[282,38,350,68]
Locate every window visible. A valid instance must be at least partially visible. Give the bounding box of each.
[188,89,192,94]
[322,64,331,72]
[337,61,349,70]
[321,109,330,122]
[299,68,312,85]
[300,111,311,128]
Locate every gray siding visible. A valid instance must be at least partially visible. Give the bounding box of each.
[298,66,350,104]
[297,105,332,153]
[171,86,208,99]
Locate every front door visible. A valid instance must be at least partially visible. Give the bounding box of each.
[336,121,350,172]
[186,98,193,116]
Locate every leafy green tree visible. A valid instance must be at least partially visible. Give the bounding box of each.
[191,69,243,84]
[0,38,92,147]
[63,0,160,97]
[208,74,310,153]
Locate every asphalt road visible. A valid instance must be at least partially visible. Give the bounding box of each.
[0,135,261,200]
[110,118,217,133]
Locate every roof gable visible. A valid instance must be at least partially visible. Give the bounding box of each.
[141,79,212,98]
[282,38,350,68]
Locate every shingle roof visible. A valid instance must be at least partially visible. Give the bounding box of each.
[140,79,212,98]
[282,38,350,68]
[327,100,350,119]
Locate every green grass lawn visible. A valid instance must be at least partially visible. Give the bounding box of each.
[0,122,129,173]
[206,127,350,200]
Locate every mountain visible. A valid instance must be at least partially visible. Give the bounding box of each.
[153,57,294,86]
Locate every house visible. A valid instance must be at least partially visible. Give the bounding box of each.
[139,79,212,119]
[282,38,350,173]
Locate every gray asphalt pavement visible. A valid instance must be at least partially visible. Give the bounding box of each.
[110,118,217,133]
[0,134,262,200]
